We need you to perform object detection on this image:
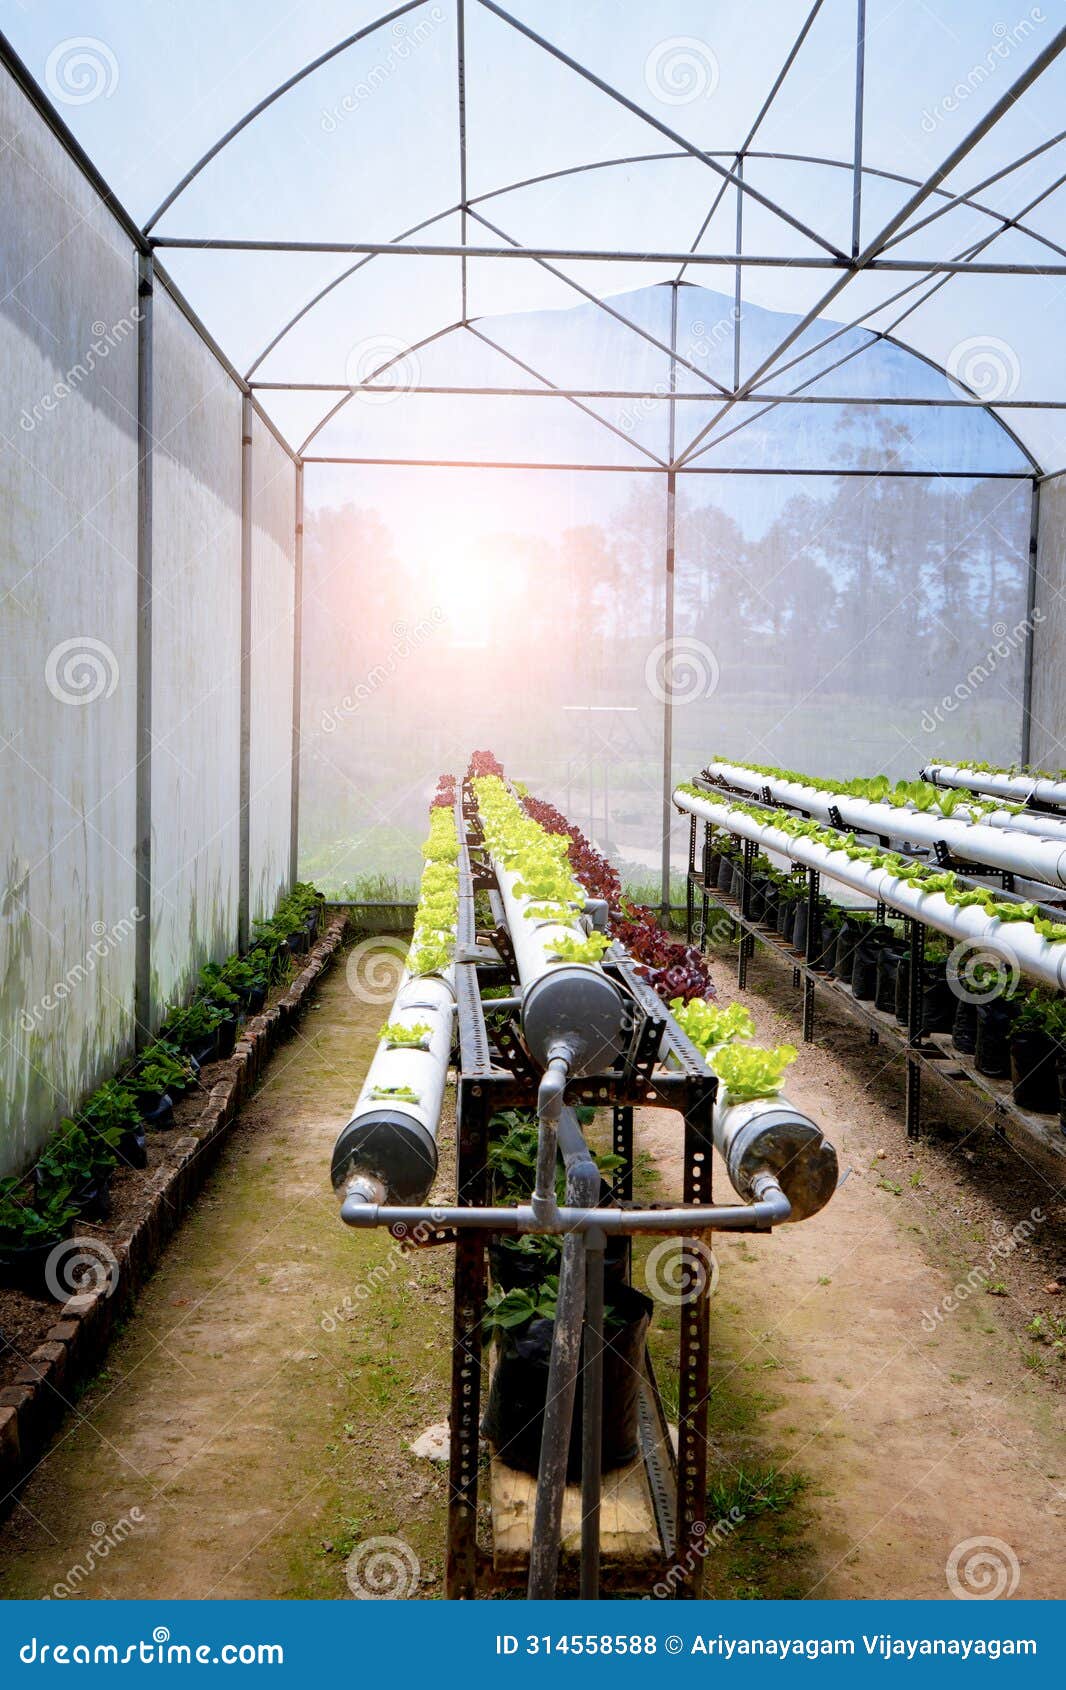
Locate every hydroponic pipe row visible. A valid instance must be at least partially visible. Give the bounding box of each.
[473,775,627,1079]
[706,759,1066,888]
[674,785,1066,994]
[331,795,459,1206]
[923,762,1066,811]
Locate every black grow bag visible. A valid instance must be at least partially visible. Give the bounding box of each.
[730,863,745,901]
[893,952,912,1025]
[952,997,978,1054]
[851,927,894,1002]
[717,856,735,894]
[875,945,905,1015]
[0,1233,68,1298]
[482,1284,653,1479]
[975,1000,1016,1078]
[1010,1030,1061,1113]
[833,919,866,986]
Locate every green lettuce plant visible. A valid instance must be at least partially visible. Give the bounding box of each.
[710,1043,798,1103]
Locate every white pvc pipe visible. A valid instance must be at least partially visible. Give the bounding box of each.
[675,786,1066,993]
[345,969,455,1149]
[707,760,1066,888]
[923,762,1066,810]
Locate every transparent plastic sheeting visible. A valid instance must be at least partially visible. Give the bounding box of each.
[11,0,1066,468]
[0,71,299,1174]
[298,460,1032,897]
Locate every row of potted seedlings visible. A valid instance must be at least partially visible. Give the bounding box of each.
[0,881,326,1297]
[705,833,1066,1130]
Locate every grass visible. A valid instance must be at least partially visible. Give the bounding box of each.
[708,1465,807,1522]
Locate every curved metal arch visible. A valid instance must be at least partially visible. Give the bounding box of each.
[243,141,1066,383]
[142,0,431,233]
[297,322,466,454]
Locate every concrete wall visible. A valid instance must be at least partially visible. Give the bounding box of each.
[1030,476,1066,770]
[0,68,297,1175]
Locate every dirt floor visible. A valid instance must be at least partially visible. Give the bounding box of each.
[0,938,1064,1600]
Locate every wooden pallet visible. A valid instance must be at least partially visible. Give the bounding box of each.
[490,1451,662,1575]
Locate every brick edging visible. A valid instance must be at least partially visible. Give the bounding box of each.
[0,913,349,1513]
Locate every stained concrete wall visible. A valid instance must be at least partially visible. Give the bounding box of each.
[0,69,297,1175]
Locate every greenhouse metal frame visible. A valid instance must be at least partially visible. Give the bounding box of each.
[4,1,1066,1154]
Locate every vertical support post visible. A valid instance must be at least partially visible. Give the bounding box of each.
[659,282,680,921]
[685,812,697,940]
[906,917,925,1140]
[802,867,819,1042]
[1021,475,1040,767]
[738,836,755,989]
[851,0,867,258]
[580,1225,605,1602]
[457,0,468,323]
[289,459,304,888]
[676,1080,714,1596]
[134,252,154,1045]
[733,156,743,390]
[700,820,711,948]
[446,1084,489,1599]
[238,394,253,951]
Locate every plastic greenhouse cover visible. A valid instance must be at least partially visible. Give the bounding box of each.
[3,0,1065,466]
